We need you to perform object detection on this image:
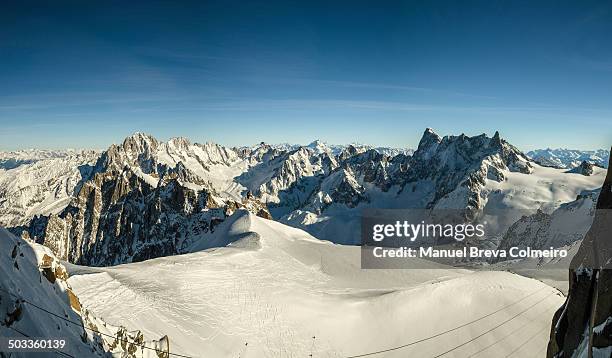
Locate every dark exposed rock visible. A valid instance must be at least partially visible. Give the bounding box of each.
[4,300,23,327]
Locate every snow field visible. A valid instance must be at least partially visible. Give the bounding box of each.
[68,212,564,357]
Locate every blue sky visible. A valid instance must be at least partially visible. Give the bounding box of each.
[1,0,611,150]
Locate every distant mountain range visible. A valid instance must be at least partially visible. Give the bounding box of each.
[0,131,607,266]
[4,144,607,171]
[526,148,610,169]
[267,140,414,158]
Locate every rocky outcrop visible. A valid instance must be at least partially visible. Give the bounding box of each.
[338,144,367,162]
[23,169,213,265]
[566,160,595,176]
[304,168,367,214]
[547,147,612,357]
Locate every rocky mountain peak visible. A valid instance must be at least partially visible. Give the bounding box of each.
[488,130,503,148]
[14,133,275,266]
[121,132,160,153]
[307,139,325,146]
[167,136,192,150]
[416,128,443,158]
[237,142,281,162]
[412,130,531,176]
[100,132,161,173]
[338,144,367,162]
[306,139,330,154]
[406,129,534,210]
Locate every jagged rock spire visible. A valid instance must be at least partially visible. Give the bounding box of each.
[491,131,502,146]
[416,128,442,151]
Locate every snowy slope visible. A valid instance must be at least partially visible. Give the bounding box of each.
[68,211,564,358]
[0,149,89,168]
[480,164,605,214]
[0,228,169,358]
[0,227,102,357]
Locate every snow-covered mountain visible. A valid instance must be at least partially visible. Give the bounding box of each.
[3,129,606,264]
[498,189,598,253]
[527,148,609,169]
[0,149,100,227]
[0,149,90,169]
[262,140,413,157]
[485,187,602,294]
[283,130,606,243]
[0,228,169,357]
[16,133,271,266]
[565,160,597,176]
